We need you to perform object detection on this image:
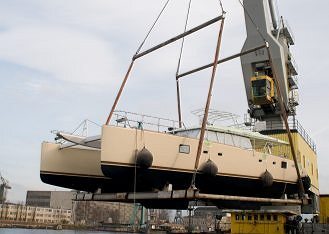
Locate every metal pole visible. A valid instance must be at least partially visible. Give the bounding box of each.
[105,60,135,125]
[266,46,305,198]
[105,15,224,125]
[197,193,302,204]
[188,207,193,233]
[133,15,224,60]
[176,79,183,128]
[191,16,226,187]
[175,0,192,129]
[177,44,267,79]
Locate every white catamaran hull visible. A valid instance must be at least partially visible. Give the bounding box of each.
[100,125,308,198]
[40,142,112,193]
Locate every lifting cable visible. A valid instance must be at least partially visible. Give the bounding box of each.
[130,1,171,211]
[217,0,225,13]
[237,0,305,198]
[191,1,226,188]
[175,0,193,128]
[105,0,171,125]
[175,0,192,76]
[237,0,267,44]
[135,0,171,55]
[175,0,224,128]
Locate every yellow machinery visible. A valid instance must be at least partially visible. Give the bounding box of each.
[250,75,275,106]
[320,195,329,223]
[230,210,297,234]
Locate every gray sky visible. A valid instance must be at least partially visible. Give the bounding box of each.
[0,0,328,202]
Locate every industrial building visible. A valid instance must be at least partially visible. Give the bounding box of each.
[26,191,74,210]
[0,203,72,224]
[73,201,144,225]
[25,190,143,225]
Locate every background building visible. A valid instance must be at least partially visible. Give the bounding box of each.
[180,206,226,232]
[26,191,74,210]
[73,201,144,225]
[0,203,72,224]
[26,190,144,226]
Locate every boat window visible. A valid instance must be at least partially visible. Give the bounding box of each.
[216,132,225,144]
[281,161,287,169]
[232,135,241,147]
[206,131,218,142]
[174,129,199,138]
[240,137,252,149]
[179,144,190,154]
[224,134,234,146]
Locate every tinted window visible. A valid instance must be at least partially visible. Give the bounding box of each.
[224,134,234,146]
[206,131,218,142]
[281,161,287,169]
[252,79,267,97]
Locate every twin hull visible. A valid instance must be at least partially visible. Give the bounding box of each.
[41,125,302,198]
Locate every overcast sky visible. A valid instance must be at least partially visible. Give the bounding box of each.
[0,0,328,202]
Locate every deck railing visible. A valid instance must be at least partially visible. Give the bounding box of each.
[262,118,317,153]
[112,110,184,132]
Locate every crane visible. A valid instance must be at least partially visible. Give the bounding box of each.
[0,173,11,203]
[241,0,319,212]
[241,0,298,125]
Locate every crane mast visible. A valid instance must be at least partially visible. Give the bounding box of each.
[241,0,298,128]
[0,173,11,203]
